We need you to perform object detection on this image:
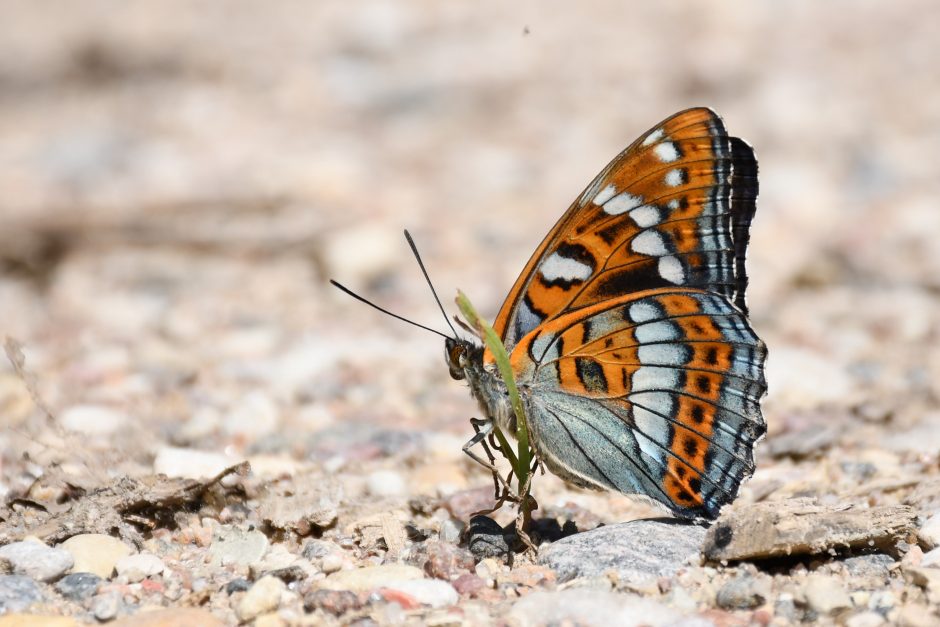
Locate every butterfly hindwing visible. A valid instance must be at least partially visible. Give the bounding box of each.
[492,108,758,352]
[512,288,766,519]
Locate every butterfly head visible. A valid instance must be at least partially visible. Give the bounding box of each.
[445,337,474,381]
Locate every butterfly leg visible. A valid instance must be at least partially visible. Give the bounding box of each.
[463,418,516,499]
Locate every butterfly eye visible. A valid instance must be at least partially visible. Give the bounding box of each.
[445,339,466,380]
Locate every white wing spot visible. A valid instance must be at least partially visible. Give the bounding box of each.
[603,192,642,215]
[540,252,592,282]
[658,256,685,284]
[632,366,680,391]
[665,169,684,187]
[642,129,665,147]
[667,198,680,210]
[631,230,668,256]
[633,407,668,463]
[628,301,659,323]
[638,344,687,366]
[634,321,680,344]
[630,205,660,228]
[631,392,675,420]
[654,142,679,163]
[593,184,617,206]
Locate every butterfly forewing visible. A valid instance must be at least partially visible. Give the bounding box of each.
[515,288,766,519]
[492,108,757,353]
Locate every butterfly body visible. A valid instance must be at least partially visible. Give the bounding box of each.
[448,108,767,521]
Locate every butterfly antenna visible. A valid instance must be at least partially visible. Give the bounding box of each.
[403,229,460,339]
[329,280,451,340]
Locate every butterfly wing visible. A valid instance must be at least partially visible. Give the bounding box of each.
[491,108,758,353]
[512,288,766,519]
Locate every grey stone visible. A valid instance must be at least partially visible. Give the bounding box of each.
[92,591,121,621]
[302,539,339,560]
[209,526,269,567]
[716,573,771,609]
[467,515,510,561]
[0,540,74,582]
[539,520,706,583]
[225,578,251,594]
[0,575,43,613]
[56,572,103,600]
[439,518,465,544]
[842,553,894,579]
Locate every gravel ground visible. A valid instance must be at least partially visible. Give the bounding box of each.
[1,1,939,625]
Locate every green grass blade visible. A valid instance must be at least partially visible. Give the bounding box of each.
[455,291,532,489]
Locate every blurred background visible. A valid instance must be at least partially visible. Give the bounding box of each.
[1,0,939,521]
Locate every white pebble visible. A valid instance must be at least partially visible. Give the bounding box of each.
[60,405,126,436]
[366,470,407,497]
[115,553,165,582]
[382,579,458,608]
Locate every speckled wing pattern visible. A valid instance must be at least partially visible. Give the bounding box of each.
[490,108,766,519]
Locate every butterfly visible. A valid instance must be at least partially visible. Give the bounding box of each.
[443,108,766,520]
[333,107,766,521]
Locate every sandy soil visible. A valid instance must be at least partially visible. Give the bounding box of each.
[1,1,939,625]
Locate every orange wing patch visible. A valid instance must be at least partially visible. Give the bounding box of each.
[490,108,757,357]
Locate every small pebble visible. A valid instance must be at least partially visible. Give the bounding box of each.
[381,579,458,608]
[868,590,897,614]
[115,553,165,582]
[843,553,895,578]
[919,513,940,548]
[466,516,509,560]
[55,572,102,601]
[209,526,269,567]
[804,573,852,615]
[845,611,887,627]
[60,534,132,579]
[225,578,251,594]
[475,558,501,584]
[303,589,363,616]
[60,404,126,435]
[320,554,344,574]
[716,573,770,609]
[452,573,485,597]
[92,592,121,621]
[896,604,936,627]
[319,565,425,592]
[153,446,236,480]
[439,519,465,544]
[423,540,475,581]
[0,575,43,613]
[302,540,338,561]
[224,391,280,439]
[922,547,940,568]
[108,608,225,627]
[0,540,73,582]
[508,589,683,626]
[365,470,407,497]
[237,575,286,622]
[444,488,494,520]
